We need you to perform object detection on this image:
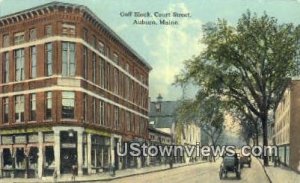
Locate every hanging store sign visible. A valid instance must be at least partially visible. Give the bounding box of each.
[15,135,26,144]
[2,136,13,145]
[28,134,38,143]
[61,143,76,148]
[44,133,54,142]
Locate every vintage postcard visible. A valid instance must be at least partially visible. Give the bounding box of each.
[0,0,299,182]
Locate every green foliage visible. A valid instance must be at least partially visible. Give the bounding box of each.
[176,93,225,146]
[175,10,300,164]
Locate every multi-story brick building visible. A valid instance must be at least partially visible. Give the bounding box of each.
[274,79,300,172]
[0,2,151,178]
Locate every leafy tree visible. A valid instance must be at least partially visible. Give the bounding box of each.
[175,11,300,165]
[176,93,225,161]
[229,104,260,146]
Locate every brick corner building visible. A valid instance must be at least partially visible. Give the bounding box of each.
[0,2,151,178]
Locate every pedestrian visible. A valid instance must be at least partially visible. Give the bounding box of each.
[71,164,77,182]
[53,169,57,183]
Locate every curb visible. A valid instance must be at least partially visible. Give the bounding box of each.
[79,161,208,182]
[256,157,272,183]
[11,161,209,183]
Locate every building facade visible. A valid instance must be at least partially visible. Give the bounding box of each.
[148,126,172,165]
[0,2,151,178]
[274,79,300,172]
[177,123,201,163]
[149,94,201,164]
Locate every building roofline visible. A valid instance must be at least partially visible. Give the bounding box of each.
[0,1,152,70]
[148,126,172,137]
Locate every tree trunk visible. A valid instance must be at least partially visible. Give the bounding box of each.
[254,120,259,146]
[261,114,269,166]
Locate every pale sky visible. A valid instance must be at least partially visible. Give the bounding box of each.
[1,0,300,101]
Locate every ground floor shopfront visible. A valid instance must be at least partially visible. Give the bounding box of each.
[0,126,126,178]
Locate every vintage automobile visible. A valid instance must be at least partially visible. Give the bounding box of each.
[240,154,251,168]
[219,155,241,180]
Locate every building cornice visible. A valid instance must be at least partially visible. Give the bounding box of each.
[0,1,152,70]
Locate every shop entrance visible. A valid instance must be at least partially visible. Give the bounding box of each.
[60,131,77,174]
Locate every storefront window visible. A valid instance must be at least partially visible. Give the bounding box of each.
[15,147,26,169]
[3,148,13,169]
[91,135,110,170]
[28,147,38,169]
[45,146,54,165]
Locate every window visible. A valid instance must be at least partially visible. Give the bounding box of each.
[45,92,52,120]
[125,76,130,99]
[125,63,129,72]
[14,32,25,45]
[93,98,96,123]
[100,100,105,125]
[62,91,75,119]
[105,63,110,89]
[92,53,96,82]
[2,97,9,124]
[114,69,118,94]
[119,73,123,96]
[45,25,52,36]
[30,94,36,121]
[83,94,87,122]
[62,23,75,36]
[15,49,25,81]
[15,95,24,122]
[92,36,97,48]
[114,107,119,129]
[30,46,37,78]
[83,28,88,41]
[29,28,37,40]
[3,34,9,47]
[83,47,88,79]
[135,117,140,134]
[100,58,105,87]
[106,46,110,58]
[140,120,145,135]
[62,42,76,76]
[126,112,130,132]
[113,53,119,64]
[130,80,133,101]
[98,41,105,54]
[3,52,9,83]
[131,114,134,132]
[45,43,53,76]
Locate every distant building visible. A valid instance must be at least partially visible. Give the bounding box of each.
[274,79,300,172]
[149,94,177,136]
[148,126,171,165]
[149,94,201,163]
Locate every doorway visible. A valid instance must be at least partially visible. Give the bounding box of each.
[60,131,77,174]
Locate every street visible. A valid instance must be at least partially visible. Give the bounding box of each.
[106,158,269,183]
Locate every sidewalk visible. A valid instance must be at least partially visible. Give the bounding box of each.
[2,161,206,183]
[257,158,300,183]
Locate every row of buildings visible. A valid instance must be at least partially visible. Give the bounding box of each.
[0,2,201,179]
[271,79,300,173]
[149,94,201,164]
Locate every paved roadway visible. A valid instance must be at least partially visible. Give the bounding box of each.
[106,158,269,183]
